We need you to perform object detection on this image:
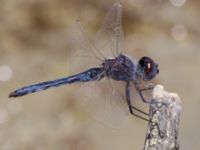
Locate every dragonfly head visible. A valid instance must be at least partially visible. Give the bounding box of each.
[137,56,159,81]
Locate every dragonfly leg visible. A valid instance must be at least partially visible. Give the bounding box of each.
[140,83,155,92]
[130,105,149,116]
[126,81,149,122]
[134,82,155,104]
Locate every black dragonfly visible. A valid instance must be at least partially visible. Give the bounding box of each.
[9,2,159,128]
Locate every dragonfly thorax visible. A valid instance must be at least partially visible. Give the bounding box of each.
[102,54,137,81]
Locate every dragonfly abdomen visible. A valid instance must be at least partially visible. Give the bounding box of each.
[9,68,104,97]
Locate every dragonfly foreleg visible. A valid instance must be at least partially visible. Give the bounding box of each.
[140,83,155,92]
[134,82,155,104]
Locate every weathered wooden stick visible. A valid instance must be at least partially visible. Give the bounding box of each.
[144,85,182,150]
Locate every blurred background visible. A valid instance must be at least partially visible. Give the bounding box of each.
[0,0,200,149]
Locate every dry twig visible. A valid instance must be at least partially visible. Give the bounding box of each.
[144,85,182,150]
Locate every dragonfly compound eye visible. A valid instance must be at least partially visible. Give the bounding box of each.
[138,56,159,81]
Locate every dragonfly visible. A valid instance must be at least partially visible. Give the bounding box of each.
[9,2,159,128]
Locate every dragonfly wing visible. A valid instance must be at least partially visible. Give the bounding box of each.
[68,2,125,74]
[94,2,125,58]
[67,20,102,75]
[77,78,129,129]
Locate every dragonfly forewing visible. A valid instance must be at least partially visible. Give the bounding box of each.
[94,2,125,58]
[67,21,103,75]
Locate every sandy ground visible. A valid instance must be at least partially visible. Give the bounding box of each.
[1,0,200,149]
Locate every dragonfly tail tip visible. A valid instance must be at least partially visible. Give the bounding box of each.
[8,91,18,98]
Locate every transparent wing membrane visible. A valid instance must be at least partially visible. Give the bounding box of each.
[68,2,125,75]
[68,21,102,74]
[94,2,125,58]
[77,78,129,129]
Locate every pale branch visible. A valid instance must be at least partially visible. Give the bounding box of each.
[144,85,182,150]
